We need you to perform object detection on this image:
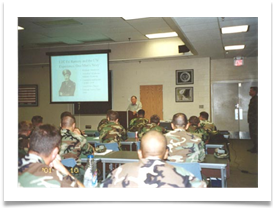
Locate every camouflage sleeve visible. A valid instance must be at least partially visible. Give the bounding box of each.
[80,137,94,156]
[120,126,128,141]
[129,119,136,128]
[198,141,206,162]
[18,163,79,188]
[174,166,207,188]
[97,119,108,132]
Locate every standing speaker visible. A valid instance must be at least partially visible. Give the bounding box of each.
[178,45,190,53]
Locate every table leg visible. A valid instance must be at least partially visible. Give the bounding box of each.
[221,168,227,188]
[103,162,106,180]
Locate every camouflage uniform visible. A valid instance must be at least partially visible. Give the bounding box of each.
[18,134,30,160]
[18,153,78,188]
[59,129,94,181]
[128,118,149,132]
[164,129,205,163]
[101,158,206,188]
[200,120,216,132]
[187,125,209,143]
[97,118,109,132]
[138,123,167,138]
[99,121,127,149]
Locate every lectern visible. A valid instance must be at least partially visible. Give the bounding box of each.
[116,111,137,130]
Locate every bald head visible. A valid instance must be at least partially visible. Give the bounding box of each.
[138,131,168,160]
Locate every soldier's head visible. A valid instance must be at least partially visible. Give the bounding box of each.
[199,111,209,121]
[29,124,61,165]
[137,109,145,118]
[108,111,119,123]
[189,116,200,127]
[19,120,33,136]
[150,114,160,125]
[106,109,113,118]
[138,131,168,160]
[62,69,71,81]
[60,111,72,121]
[31,115,43,127]
[249,87,258,97]
[61,115,76,130]
[171,113,188,129]
[130,96,137,105]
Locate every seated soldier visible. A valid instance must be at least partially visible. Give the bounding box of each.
[31,115,43,128]
[59,115,94,182]
[101,131,206,188]
[128,109,149,132]
[18,124,84,188]
[164,113,205,163]
[138,114,167,138]
[186,116,209,143]
[60,111,85,136]
[97,109,112,132]
[18,121,33,159]
[99,110,127,150]
[199,111,217,132]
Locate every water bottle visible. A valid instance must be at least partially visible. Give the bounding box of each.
[83,155,97,188]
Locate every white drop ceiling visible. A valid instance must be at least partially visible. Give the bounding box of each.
[18,17,258,59]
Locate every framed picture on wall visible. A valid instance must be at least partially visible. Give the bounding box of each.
[176,69,194,85]
[175,87,193,102]
[19,84,38,107]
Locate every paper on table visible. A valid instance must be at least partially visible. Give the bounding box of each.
[94,149,113,155]
[93,137,99,140]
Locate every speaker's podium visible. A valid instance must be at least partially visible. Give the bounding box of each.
[117,111,137,130]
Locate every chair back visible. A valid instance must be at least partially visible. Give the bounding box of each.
[61,158,77,168]
[135,141,141,150]
[127,131,136,138]
[167,162,202,180]
[95,142,119,151]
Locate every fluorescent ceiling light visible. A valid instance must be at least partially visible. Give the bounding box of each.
[146,32,178,39]
[18,26,24,30]
[224,45,245,50]
[122,17,148,20]
[221,25,248,34]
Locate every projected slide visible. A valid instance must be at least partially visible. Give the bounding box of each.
[50,53,108,102]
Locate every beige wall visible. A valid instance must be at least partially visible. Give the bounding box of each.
[18,45,257,130]
[19,56,211,130]
[211,57,258,81]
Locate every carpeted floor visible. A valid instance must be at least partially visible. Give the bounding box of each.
[226,139,258,188]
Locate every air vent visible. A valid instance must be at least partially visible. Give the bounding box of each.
[33,19,82,28]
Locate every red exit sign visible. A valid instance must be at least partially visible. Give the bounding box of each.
[234,57,244,66]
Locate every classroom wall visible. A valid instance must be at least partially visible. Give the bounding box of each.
[18,45,258,131]
[19,56,211,130]
[211,57,258,81]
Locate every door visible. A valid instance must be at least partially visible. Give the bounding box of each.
[140,85,163,120]
[212,81,258,139]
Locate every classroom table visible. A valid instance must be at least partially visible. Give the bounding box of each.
[200,154,228,187]
[86,137,139,151]
[82,150,229,188]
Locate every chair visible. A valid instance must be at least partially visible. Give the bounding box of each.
[135,141,140,150]
[127,131,136,138]
[94,142,119,151]
[94,131,100,137]
[167,162,202,180]
[61,158,77,168]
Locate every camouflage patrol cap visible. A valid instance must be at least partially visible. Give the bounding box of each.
[62,69,71,76]
[95,144,107,153]
[214,148,229,159]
